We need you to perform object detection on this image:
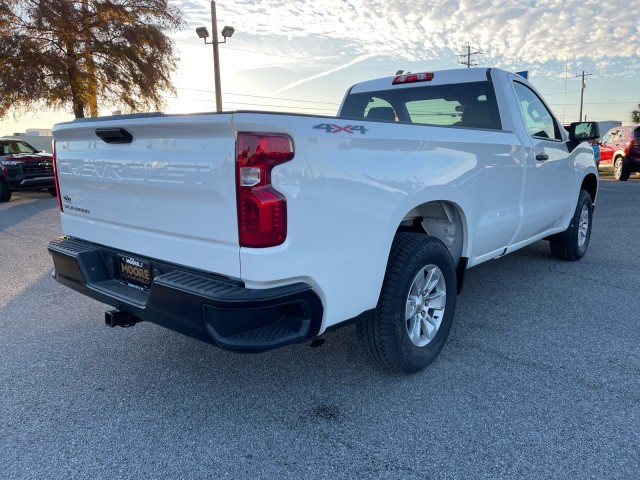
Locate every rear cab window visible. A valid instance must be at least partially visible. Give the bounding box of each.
[340,81,502,130]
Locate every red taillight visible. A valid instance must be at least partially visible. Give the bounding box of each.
[52,140,63,212]
[236,133,294,248]
[392,72,434,85]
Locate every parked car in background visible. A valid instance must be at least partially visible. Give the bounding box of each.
[595,121,622,138]
[0,139,55,202]
[598,126,640,180]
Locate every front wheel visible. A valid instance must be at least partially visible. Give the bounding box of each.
[549,189,593,261]
[357,233,457,373]
[614,157,630,181]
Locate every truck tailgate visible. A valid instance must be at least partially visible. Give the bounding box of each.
[52,114,241,278]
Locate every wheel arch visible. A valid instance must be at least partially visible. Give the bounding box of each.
[581,173,598,205]
[395,200,467,269]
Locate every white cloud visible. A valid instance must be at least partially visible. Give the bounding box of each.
[176,0,639,74]
[272,53,378,94]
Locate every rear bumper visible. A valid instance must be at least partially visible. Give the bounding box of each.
[7,175,55,189]
[48,237,323,352]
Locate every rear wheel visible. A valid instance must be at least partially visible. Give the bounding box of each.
[357,233,457,373]
[47,187,57,196]
[0,178,11,202]
[614,157,630,181]
[549,189,592,261]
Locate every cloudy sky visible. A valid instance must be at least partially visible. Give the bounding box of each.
[2,0,639,134]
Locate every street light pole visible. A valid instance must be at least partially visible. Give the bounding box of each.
[210,1,223,112]
[195,2,234,112]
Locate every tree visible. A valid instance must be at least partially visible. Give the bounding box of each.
[631,104,640,124]
[0,0,184,118]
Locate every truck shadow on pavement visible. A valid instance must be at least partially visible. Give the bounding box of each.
[0,191,58,231]
[3,239,639,479]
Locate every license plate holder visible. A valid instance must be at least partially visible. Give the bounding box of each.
[118,255,152,290]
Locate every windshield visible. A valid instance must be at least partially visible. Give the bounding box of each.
[0,140,38,155]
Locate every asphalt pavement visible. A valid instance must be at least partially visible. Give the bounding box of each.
[1,178,639,479]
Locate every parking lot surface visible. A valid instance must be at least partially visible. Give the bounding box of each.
[1,178,639,479]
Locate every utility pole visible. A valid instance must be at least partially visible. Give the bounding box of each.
[458,43,481,68]
[576,71,592,122]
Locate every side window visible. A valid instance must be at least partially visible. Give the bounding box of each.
[16,142,33,153]
[513,82,561,140]
[610,130,620,143]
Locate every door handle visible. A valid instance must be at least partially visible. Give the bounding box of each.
[536,153,549,161]
[95,127,133,144]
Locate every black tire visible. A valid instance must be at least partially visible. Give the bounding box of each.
[614,157,630,181]
[47,187,57,196]
[357,233,457,373]
[0,178,11,202]
[549,189,592,261]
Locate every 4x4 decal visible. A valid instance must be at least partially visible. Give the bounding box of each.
[313,123,368,134]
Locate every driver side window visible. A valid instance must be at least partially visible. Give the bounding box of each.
[514,82,561,140]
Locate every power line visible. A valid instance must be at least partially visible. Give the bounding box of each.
[174,86,340,106]
[177,34,640,83]
[548,100,636,106]
[162,94,338,113]
[175,39,393,73]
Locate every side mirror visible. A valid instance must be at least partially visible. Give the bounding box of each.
[569,121,599,142]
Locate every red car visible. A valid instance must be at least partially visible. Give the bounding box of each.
[598,126,640,181]
[0,139,56,202]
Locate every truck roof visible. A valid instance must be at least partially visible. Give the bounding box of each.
[348,67,498,94]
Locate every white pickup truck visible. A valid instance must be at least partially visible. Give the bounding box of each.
[48,67,599,373]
